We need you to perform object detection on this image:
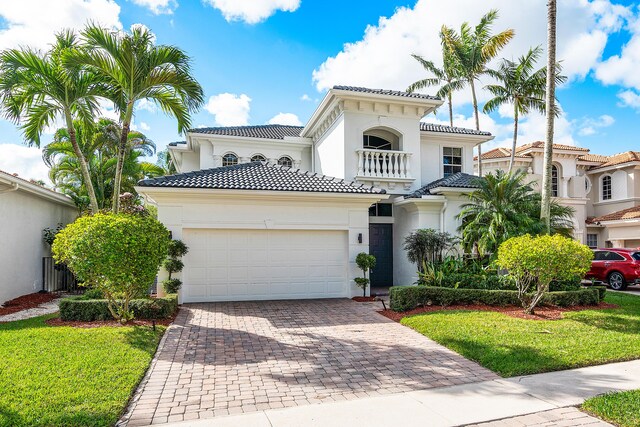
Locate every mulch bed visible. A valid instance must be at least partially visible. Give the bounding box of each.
[352,296,378,302]
[45,313,178,328]
[379,302,619,322]
[0,292,58,316]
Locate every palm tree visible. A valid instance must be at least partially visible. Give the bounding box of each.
[407,49,465,127]
[156,149,177,175]
[483,46,567,172]
[441,10,515,176]
[541,0,558,233]
[44,118,161,210]
[457,169,574,256]
[68,24,204,212]
[0,31,102,212]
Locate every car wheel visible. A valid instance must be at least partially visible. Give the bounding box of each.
[608,272,627,290]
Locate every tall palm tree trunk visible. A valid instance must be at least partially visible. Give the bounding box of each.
[65,113,99,213]
[470,79,482,176]
[509,108,519,173]
[541,0,557,233]
[447,92,454,127]
[112,103,133,213]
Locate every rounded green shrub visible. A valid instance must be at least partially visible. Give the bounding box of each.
[52,213,170,322]
[163,278,182,294]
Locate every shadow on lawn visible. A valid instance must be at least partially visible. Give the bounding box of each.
[0,404,116,427]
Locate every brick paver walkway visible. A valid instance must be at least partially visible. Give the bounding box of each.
[121,299,497,426]
[468,407,613,427]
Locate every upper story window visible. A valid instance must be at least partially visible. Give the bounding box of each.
[602,175,612,200]
[369,203,393,217]
[443,147,462,177]
[278,156,293,168]
[552,165,559,197]
[363,135,393,150]
[362,127,400,151]
[251,154,266,162]
[222,153,238,167]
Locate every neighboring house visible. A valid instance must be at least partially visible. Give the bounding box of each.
[136,85,493,302]
[0,170,77,304]
[478,145,640,250]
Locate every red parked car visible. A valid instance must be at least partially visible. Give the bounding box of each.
[586,248,640,290]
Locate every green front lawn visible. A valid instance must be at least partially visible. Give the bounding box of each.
[0,315,164,427]
[583,390,640,427]
[401,293,640,377]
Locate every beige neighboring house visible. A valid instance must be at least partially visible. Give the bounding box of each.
[477,144,640,250]
[0,170,77,304]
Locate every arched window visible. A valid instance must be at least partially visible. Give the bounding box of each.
[363,135,393,150]
[278,156,293,168]
[251,154,266,162]
[602,175,612,200]
[551,165,559,197]
[362,127,401,150]
[222,153,238,167]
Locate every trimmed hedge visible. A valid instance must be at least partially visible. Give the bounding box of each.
[60,294,178,321]
[590,285,607,301]
[421,273,516,290]
[389,286,601,312]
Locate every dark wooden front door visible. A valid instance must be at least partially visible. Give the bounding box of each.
[369,224,393,287]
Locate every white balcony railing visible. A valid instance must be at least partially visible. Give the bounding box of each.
[356,149,412,179]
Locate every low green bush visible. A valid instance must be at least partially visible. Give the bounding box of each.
[389,286,600,312]
[60,294,178,321]
[421,272,516,290]
[81,288,105,299]
[590,285,607,301]
[549,277,582,292]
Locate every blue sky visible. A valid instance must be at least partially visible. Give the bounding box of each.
[0,0,639,182]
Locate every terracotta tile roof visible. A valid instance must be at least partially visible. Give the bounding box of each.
[515,141,590,153]
[138,162,386,194]
[592,206,640,223]
[474,147,530,161]
[590,151,640,170]
[578,153,609,163]
[475,143,590,161]
[189,124,304,140]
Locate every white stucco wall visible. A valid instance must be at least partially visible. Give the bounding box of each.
[0,186,77,304]
[315,115,345,179]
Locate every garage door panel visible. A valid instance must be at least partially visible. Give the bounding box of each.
[182,229,348,302]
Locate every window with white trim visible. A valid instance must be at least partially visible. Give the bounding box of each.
[222,153,238,167]
[602,175,612,200]
[552,165,559,197]
[443,147,462,177]
[278,156,293,168]
[250,154,266,162]
[586,233,598,249]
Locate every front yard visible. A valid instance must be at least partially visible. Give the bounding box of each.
[582,389,640,427]
[401,292,640,377]
[0,314,164,427]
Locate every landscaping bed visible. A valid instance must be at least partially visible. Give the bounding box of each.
[0,292,58,316]
[352,296,377,302]
[399,292,640,377]
[582,389,640,427]
[59,293,178,321]
[0,314,164,427]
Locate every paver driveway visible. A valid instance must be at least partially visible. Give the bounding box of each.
[122,299,497,426]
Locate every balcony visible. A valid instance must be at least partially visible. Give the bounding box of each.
[355,149,414,190]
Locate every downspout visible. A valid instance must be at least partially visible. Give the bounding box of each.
[440,200,448,233]
[0,182,19,195]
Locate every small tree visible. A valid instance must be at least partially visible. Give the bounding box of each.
[354,252,376,297]
[163,240,189,294]
[496,234,593,314]
[52,213,170,323]
[403,229,457,273]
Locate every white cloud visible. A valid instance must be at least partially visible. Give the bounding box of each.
[203,0,300,24]
[133,121,151,132]
[0,144,50,184]
[0,0,122,51]
[205,93,251,126]
[136,99,158,113]
[312,0,630,105]
[617,89,640,110]
[131,0,177,15]
[267,112,302,126]
[300,94,312,101]
[577,114,615,136]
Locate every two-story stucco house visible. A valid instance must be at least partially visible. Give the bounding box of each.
[478,145,640,251]
[136,86,493,303]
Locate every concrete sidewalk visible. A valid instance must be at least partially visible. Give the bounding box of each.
[163,359,640,427]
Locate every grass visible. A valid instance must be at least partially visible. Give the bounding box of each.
[401,292,640,377]
[0,315,164,427]
[582,390,640,427]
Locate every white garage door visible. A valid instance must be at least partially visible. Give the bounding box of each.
[181,229,349,302]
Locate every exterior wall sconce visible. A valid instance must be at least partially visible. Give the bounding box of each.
[357,233,363,243]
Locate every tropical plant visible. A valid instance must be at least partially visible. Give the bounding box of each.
[496,234,593,314]
[484,46,567,172]
[457,169,574,256]
[52,213,170,323]
[441,10,515,175]
[403,229,458,273]
[163,240,189,294]
[68,24,204,212]
[43,118,162,210]
[156,149,177,175]
[354,252,376,297]
[541,0,559,233]
[43,223,65,246]
[0,31,102,212]
[407,48,465,127]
